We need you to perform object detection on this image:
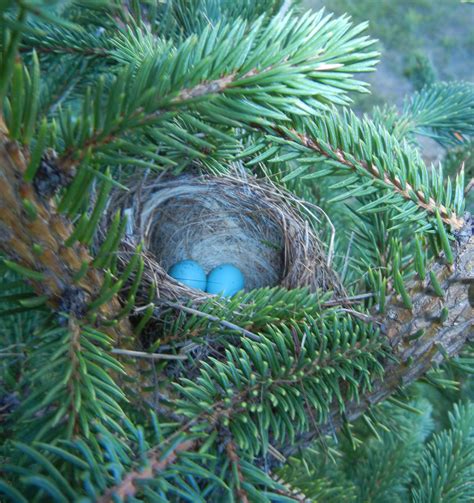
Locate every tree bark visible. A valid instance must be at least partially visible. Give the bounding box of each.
[0,125,133,344]
[284,219,474,456]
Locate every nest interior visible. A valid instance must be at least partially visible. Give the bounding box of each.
[144,178,284,291]
[109,172,342,301]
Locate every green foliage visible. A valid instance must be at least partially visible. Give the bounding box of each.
[57,9,378,171]
[372,82,474,147]
[278,454,358,503]
[403,50,437,90]
[255,106,466,226]
[444,140,474,212]
[342,401,434,503]
[10,323,129,443]
[278,398,474,503]
[174,311,386,455]
[155,287,335,345]
[401,82,474,146]
[410,402,474,503]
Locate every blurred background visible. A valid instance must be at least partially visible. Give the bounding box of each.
[304,0,473,110]
[304,0,474,205]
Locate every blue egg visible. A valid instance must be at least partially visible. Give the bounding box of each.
[206,264,245,297]
[168,260,207,291]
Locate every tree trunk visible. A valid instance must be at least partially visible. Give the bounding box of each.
[0,127,133,344]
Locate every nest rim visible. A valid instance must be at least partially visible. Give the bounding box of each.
[107,170,343,304]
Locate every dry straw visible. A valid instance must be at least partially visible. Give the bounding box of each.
[106,169,343,305]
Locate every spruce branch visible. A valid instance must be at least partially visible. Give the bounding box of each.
[155,294,372,348]
[285,223,474,456]
[401,81,474,146]
[172,315,387,453]
[372,81,474,147]
[153,287,333,347]
[11,319,129,442]
[94,310,386,495]
[262,115,464,229]
[52,9,379,170]
[410,402,474,503]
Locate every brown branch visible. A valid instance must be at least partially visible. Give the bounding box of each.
[0,123,132,344]
[226,441,250,503]
[284,222,474,456]
[68,318,82,435]
[270,472,311,503]
[97,439,197,503]
[271,126,464,230]
[174,73,238,102]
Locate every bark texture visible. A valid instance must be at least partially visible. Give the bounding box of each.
[285,220,474,456]
[0,124,133,344]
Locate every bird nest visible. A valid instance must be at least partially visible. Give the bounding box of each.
[106,171,343,304]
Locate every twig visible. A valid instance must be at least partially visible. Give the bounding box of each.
[268,444,286,463]
[233,171,336,265]
[341,231,354,282]
[338,308,379,324]
[465,177,473,195]
[162,301,262,342]
[270,472,310,503]
[298,202,336,267]
[321,292,374,307]
[97,439,197,503]
[111,348,187,360]
[226,441,250,503]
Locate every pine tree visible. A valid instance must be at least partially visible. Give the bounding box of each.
[0,1,473,501]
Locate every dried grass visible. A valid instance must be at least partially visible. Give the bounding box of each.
[106,170,343,304]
